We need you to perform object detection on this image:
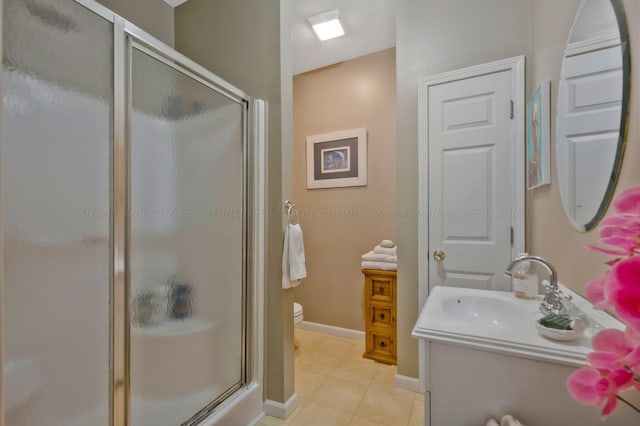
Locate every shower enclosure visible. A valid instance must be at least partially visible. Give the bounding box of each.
[1,0,266,425]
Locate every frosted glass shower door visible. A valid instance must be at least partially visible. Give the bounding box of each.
[129,47,246,425]
[2,0,112,424]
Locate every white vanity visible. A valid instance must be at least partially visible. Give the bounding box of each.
[412,285,639,426]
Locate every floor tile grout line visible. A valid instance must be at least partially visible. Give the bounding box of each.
[290,330,420,426]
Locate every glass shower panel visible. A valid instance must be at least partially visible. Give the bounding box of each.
[130,47,245,426]
[2,0,112,425]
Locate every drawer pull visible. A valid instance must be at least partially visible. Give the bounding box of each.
[379,286,384,294]
[380,313,385,320]
[380,341,386,348]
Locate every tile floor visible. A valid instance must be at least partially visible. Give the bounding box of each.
[257,328,424,426]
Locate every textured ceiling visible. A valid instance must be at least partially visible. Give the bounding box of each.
[167,0,396,75]
[292,0,396,74]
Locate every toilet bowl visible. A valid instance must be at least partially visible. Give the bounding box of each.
[293,302,303,350]
[293,302,304,325]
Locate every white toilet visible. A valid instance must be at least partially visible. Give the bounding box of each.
[293,302,303,350]
[293,302,304,325]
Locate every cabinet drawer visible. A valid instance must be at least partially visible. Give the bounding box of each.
[370,304,393,328]
[362,269,397,365]
[371,332,394,357]
[368,276,394,302]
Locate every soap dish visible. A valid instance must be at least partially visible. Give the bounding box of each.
[535,316,586,342]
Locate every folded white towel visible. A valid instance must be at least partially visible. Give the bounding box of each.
[380,239,396,248]
[361,261,397,271]
[501,415,524,426]
[374,245,397,256]
[361,250,397,263]
[486,420,500,426]
[282,223,307,289]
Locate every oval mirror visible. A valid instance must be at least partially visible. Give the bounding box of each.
[556,0,630,231]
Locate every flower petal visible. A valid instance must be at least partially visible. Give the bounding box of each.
[584,244,628,256]
[600,236,640,252]
[587,352,622,370]
[612,289,640,332]
[600,395,618,419]
[607,369,634,389]
[567,368,606,405]
[626,345,640,367]
[585,277,611,310]
[592,329,630,354]
[600,213,640,227]
[609,257,640,331]
[613,187,640,213]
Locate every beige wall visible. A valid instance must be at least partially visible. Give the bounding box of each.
[396,0,531,378]
[292,48,397,331]
[174,0,293,405]
[96,0,174,47]
[528,0,640,293]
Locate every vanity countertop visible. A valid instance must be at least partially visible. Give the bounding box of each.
[412,285,623,367]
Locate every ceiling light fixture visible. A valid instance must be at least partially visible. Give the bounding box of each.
[307,9,345,41]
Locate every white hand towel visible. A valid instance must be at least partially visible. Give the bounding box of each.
[380,239,396,248]
[282,224,307,288]
[282,224,299,289]
[288,224,307,280]
[361,250,397,263]
[361,261,397,271]
[486,420,500,426]
[374,245,397,256]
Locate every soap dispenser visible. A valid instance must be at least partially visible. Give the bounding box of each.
[512,253,538,300]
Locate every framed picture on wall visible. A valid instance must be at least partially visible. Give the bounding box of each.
[306,128,368,189]
[526,80,551,189]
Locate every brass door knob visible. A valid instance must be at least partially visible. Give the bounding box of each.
[433,250,445,262]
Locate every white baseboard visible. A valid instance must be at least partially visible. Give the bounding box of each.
[248,413,265,426]
[264,393,298,419]
[298,321,365,341]
[395,373,425,393]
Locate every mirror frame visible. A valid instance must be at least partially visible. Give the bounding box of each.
[556,0,631,232]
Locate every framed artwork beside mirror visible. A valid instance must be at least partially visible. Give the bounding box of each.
[306,128,368,189]
[526,80,551,189]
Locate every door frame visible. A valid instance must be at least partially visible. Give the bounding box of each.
[417,56,525,393]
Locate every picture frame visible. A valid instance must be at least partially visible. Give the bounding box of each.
[526,80,551,189]
[306,128,367,189]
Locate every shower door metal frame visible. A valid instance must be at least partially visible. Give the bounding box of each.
[115,17,254,426]
[0,0,263,424]
[62,1,254,425]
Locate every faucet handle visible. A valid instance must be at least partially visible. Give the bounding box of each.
[564,294,574,317]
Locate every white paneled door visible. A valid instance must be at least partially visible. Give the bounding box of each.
[425,63,523,293]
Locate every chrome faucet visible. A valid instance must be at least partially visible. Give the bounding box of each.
[504,255,568,316]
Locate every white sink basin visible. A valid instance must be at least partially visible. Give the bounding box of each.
[441,295,525,328]
[412,285,622,367]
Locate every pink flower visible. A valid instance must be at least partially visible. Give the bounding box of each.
[585,214,640,257]
[568,185,640,419]
[613,187,640,214]
[585,277,611,310]
[587,328,640,373]
[567,367,634,419]
[609,257,640,332]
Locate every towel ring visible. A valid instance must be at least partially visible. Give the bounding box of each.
[285,200,299,225]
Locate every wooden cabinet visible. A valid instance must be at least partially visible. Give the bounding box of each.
[362,269,397,364]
